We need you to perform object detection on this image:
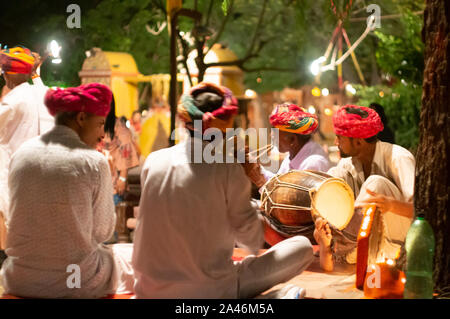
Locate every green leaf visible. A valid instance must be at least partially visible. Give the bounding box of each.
[222,0,229,16]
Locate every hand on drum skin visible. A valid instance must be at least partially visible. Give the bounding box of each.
[314,217,332,247]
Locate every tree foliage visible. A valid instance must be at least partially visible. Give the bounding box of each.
[355,11,424,152]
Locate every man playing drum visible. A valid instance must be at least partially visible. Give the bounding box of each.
[315,105,415,271]
[132,83,313,298]
[1,83,134,298]
[244,103,331,189]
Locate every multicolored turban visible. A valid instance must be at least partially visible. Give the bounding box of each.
[333,105,384,139]
[0,46,35,74]
[44,83,113,117]
[269,103,319,135]
[177,82,239,133]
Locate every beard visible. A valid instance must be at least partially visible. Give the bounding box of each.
[339,148,351,158]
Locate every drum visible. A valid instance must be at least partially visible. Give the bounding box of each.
[260,170,355,243]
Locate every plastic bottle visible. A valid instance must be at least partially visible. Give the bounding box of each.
[403,214,435,299]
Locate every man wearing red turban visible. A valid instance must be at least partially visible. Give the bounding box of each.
[313,105,415,272]
[0,46,53,255]
[1,83,134,298]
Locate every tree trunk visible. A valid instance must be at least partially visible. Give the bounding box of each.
[415,0,450,296]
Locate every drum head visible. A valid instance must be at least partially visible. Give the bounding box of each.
[311,178,354,230]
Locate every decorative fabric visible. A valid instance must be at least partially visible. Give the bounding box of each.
[269,103,318,135]
[333,105,384,139]
[0,46,35,75]
[177,82,238,133]
[44,83,112,117]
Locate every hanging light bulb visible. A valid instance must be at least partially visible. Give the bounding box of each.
[310,56,326,76]
[48,40,62,64]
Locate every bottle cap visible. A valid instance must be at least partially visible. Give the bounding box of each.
[417,213,425,220]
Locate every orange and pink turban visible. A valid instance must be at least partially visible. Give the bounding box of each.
[333,105,384,139]
[44,83,113,117]
[269,103,319,135]
[0,46,35,75]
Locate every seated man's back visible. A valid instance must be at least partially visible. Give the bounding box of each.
[1,126,116,298]
[133,138,265,298]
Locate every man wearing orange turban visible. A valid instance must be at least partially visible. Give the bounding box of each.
[0,46,53,256]
[1,83,134,298]
[314,104,415,272]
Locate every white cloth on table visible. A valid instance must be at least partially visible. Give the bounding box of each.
[260,139,331,183]
[132,136,313,299]
[0,79,53,216]
[0,125,133,298]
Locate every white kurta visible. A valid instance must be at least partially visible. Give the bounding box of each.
[132,137,266,298]
[261,139,331,182]
[327,141,415,202]
[0,125,119,298]
[327,140,416,261]
[0,80,53,215]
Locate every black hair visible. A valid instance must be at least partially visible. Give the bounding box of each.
[104,94,116,139]
[369,102,388,124]
[364,135,378,144]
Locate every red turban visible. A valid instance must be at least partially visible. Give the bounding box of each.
[333,105,384,139]
[269,103,318,135]
[0,46,35,74]
[44,83,113,117]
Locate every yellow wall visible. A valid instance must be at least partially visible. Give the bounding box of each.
[111,76,138,119]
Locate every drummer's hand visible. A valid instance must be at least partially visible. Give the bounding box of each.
[355,189,392,213]
[356,189,413,219]
[314,217,332,247]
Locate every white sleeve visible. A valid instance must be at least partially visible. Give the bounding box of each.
[0,101,22,143]
[32,77,45,87]
[226,164,264,254]
[92,156,116,243]
[300,155,331,172]
[391,151,416,202]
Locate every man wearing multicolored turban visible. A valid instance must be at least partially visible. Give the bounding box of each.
[0,46,53,254]
[243,103,330,189]
[314,104,415,272]
[1,83,135,298]
[132,83,313,299]
[177,82,239,133]
[244,103,331,247]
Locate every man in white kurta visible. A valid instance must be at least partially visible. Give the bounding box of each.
[327,139,415,261]
[0,83,133,298]
[315,105,415,270]
[132,83,313,299]
[0,48,53,250]
[244,103,330,189]
[261,138,331,182]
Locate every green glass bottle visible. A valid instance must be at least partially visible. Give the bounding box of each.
[403,214,435,299]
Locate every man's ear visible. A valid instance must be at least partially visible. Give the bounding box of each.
[75,112,87,127]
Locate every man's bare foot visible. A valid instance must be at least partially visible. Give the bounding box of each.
[314,217,334,272]
[314,218,332,247]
